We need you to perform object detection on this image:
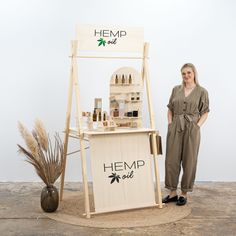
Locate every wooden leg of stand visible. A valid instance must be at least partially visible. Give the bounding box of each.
[151,133,163,208]
[60,129,70,201]
[60,48,74,201]
[80,138,91,218]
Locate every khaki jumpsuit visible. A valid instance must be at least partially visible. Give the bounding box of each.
[165,85,209,192]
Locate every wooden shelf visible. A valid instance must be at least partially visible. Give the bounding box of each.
[113,116,141,119]
[110,92,142,95]
[69,127,156,136]
[110,83,140,86]
[109,97,142,101]
[125,100,142,103]
[84,128,155,136]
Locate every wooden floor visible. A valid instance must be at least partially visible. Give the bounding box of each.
[0,182,236,236]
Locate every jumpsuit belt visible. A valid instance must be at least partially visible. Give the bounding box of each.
[173,114,198,132]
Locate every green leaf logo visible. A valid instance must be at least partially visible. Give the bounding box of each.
[108,172,121,184]
[97,38,106,47]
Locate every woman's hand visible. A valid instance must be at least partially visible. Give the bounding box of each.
[167,109,173,125]
[197,112,209,127]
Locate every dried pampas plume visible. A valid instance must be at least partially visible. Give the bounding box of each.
[34,119,49,151]
[18,121,39,160]
[17,119,64,187]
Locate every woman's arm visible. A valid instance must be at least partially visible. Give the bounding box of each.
[197,112,209,127]
[168,109,173,124]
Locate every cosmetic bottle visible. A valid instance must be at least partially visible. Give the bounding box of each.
[115,74,119,84]
[98,111,102,121]
[92,108,97,122]
[87,114,93,130]
[95,98,102,113]
[93,111,99,130]
[113,109,119,117]
[132,110,138,117]
[127,111,133,117]
[129,74,132,84]
[131,93,135,101]
[81,112,87,129]
[103,112,106,121]
[119,100,125,118]
[122,74,125,84]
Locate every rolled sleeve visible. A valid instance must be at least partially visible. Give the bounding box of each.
[199,88,210,116]
[167,87,175,113]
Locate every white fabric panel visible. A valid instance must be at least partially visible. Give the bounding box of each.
[90,132,155,213]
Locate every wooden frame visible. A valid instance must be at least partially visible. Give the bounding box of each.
[60,28,163,218]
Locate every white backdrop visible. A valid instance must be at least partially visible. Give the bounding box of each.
[0,0,235,182]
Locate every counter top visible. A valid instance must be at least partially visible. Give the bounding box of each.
[69,128,157,136]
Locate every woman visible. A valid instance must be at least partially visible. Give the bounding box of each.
[163,63,209,206]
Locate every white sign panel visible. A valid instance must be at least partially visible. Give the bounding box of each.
[89,132,155,213]
[76,25,144,53]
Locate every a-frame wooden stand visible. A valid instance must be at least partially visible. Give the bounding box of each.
[60,40,163,219]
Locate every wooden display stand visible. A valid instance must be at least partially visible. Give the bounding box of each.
[60,25,163,218]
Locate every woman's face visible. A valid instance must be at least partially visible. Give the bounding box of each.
[181,67,195,84]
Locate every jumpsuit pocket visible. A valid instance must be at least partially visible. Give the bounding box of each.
[193,121,200,130]
[167,122,174,137]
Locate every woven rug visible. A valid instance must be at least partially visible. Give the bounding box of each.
[45,191,191,228]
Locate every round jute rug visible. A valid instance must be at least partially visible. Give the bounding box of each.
[45,191,191,228]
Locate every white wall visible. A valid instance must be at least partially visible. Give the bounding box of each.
[0,0,235,182]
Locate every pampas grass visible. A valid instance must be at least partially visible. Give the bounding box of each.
[17,120,64,187]
[34,119,48,151]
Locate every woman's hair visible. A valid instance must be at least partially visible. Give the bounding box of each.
[181,63,200,86]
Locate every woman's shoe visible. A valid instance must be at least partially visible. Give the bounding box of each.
[162,195,178,203]
[176,196,187,206]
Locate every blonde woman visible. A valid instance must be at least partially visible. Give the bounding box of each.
[163,63,210,206]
